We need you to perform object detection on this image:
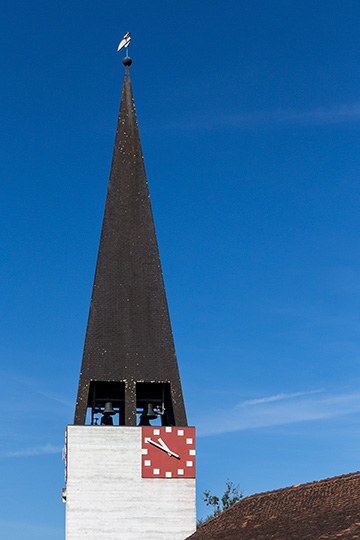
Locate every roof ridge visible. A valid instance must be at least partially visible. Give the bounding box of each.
[240,470,360,502]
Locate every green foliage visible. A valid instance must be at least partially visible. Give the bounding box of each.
[197,479,243,528]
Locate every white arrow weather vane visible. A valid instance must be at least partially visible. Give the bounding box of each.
[117,32,131,54]
[117,32,132,66]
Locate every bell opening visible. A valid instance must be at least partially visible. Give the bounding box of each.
[136,382,175,427]
[86,381,125,425]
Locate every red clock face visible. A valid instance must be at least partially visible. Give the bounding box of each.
[141,426,196,478]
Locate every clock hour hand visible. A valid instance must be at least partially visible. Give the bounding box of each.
[158,438,180,460]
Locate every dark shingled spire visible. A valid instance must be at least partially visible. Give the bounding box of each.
[74,67,187,427]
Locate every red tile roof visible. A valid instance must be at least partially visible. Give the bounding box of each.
[188,471,360,540]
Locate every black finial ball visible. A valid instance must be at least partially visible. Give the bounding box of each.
[123,56,132,67]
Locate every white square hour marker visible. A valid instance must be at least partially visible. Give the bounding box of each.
[145,437,150,443]
[153,469,160,475]
[153,429,160,435]
[189,449,196,456]
[177,429,184,436]
[165,471,172,478]
[186,438,193,444]
[177,469,184,475]
[165,426,172,433]
[141,448,148,455]
[144,460,151,467]
[186,461,193,467]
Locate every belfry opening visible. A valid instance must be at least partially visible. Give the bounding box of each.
[85,381,176,427]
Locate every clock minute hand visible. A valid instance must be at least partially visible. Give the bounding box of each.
[146,437,180,459]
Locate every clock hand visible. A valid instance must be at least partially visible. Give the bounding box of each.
[158,438,180,459]
[147,437,168,452]
[146,437,180,459]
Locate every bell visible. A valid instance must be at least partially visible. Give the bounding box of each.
[139,403,158,426]
[103,402,116,415]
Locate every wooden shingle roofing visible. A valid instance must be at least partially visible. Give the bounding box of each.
[188,471,360,540]
[74,67,187,426]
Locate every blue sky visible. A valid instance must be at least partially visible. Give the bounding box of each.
[2,1,360,537]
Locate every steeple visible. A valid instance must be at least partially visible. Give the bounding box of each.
[74,66,187,427]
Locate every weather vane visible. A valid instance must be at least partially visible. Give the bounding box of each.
[117,32,132,66]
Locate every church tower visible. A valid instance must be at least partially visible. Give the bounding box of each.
[64,48,196,540]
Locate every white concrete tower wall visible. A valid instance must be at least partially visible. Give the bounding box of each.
[65,426,196,540]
